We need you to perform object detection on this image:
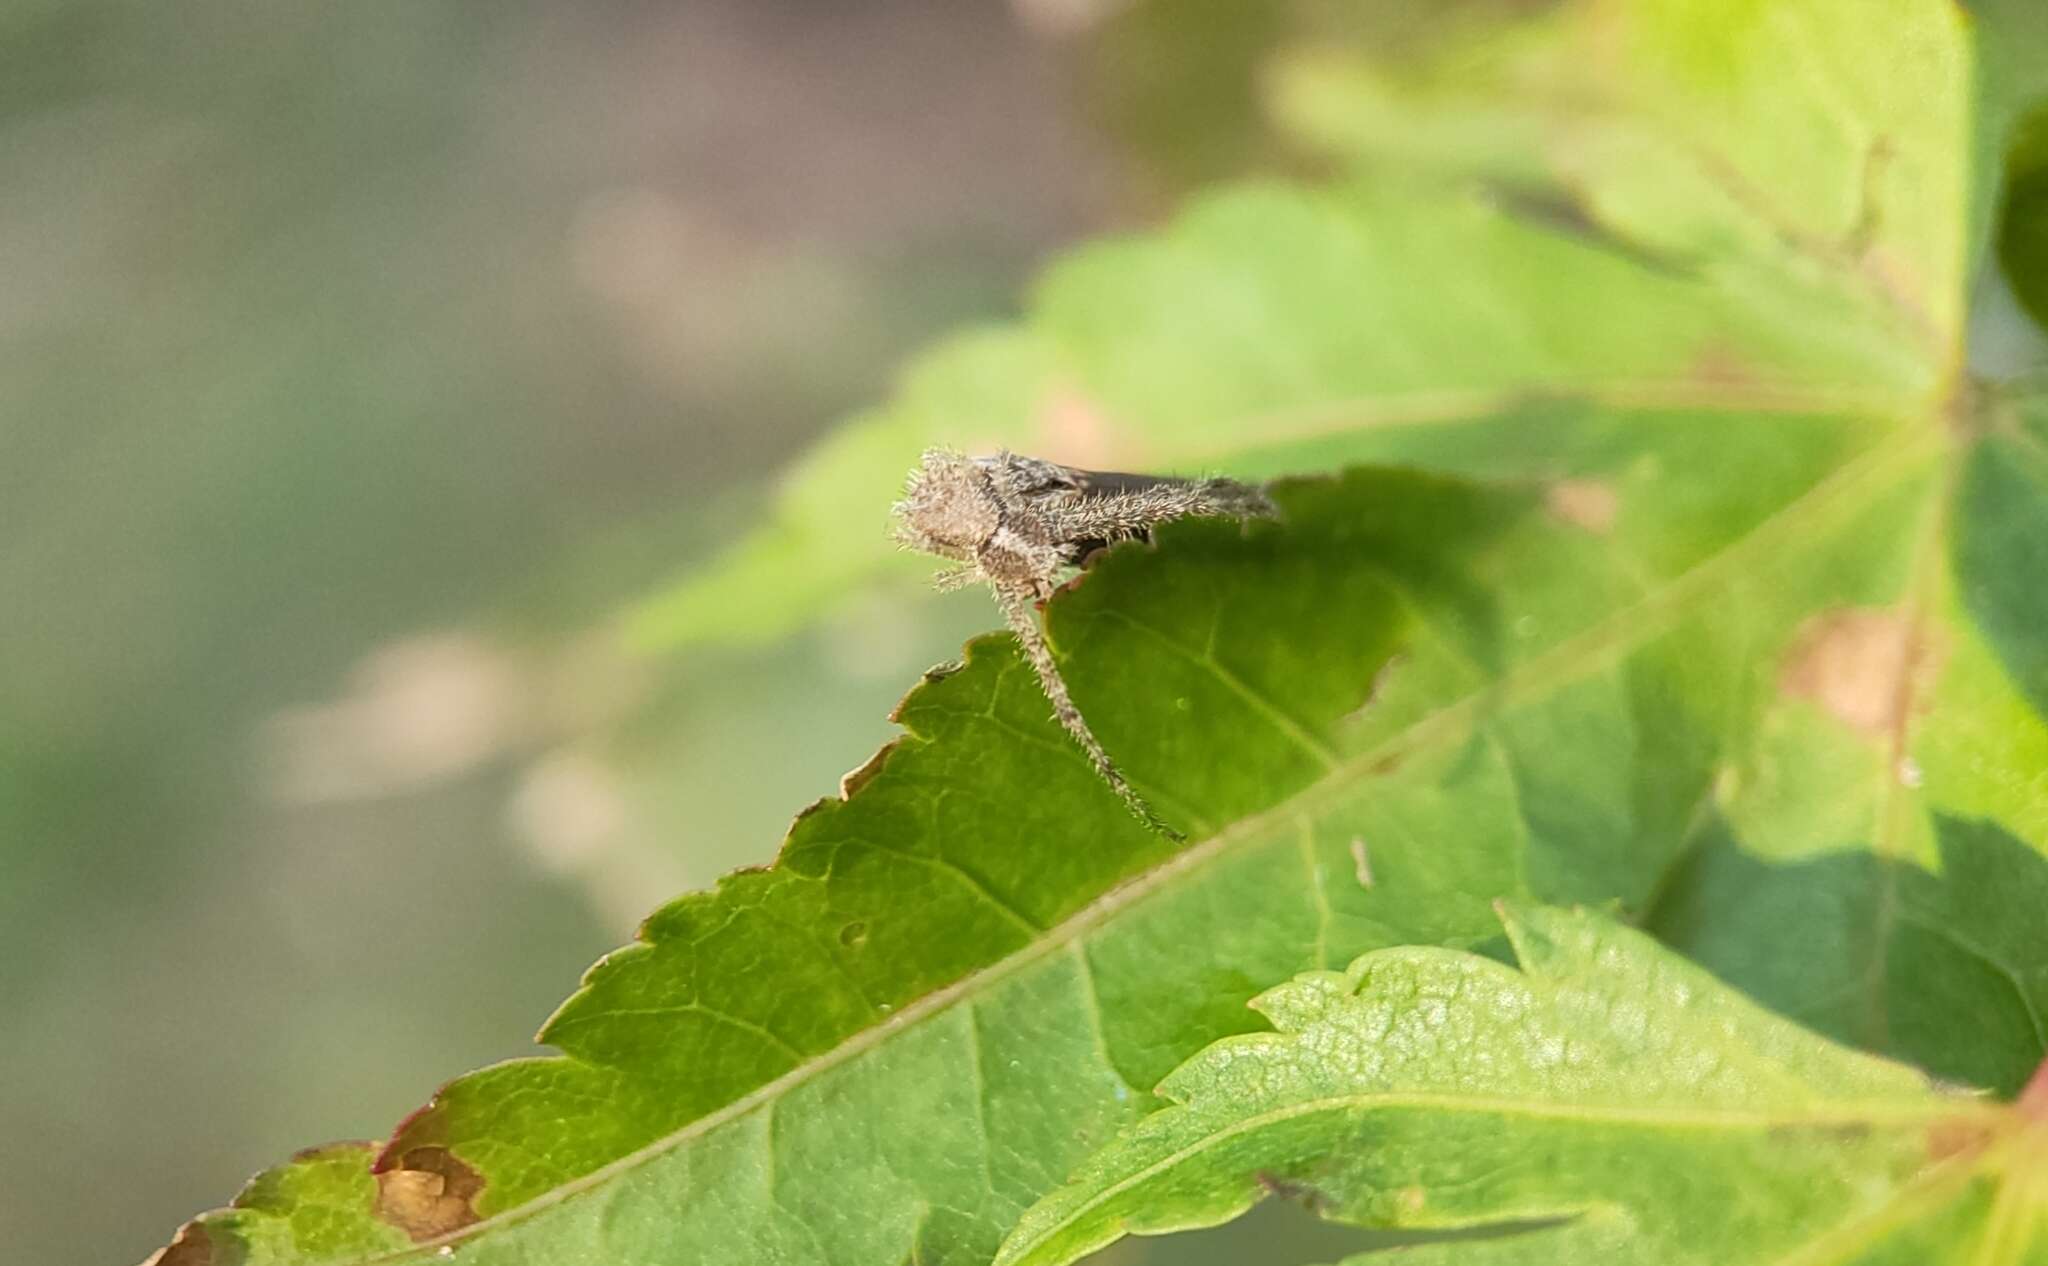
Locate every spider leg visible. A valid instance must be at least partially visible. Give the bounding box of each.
[995,587,1183,840]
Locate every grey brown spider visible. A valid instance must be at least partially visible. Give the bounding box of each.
[891,448,1274,836]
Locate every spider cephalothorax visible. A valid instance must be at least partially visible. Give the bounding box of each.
[892,448,1274,835]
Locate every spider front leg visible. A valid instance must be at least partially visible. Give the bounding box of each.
[994,586,1182,840]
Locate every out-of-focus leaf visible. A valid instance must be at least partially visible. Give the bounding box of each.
[1058,0,1546,192]
[1068,0,1292,190]
[997,905,2017,1266]
[628,0,1967,650]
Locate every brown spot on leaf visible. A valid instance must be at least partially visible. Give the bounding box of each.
[838,741,896,799]
[1255,1171,1334,1213]
[1779,608,1923,738]
[146,1222,214,1266]
[1048,565,1104,603]
[375,1147,484,1242]
[1544,479,1619,533]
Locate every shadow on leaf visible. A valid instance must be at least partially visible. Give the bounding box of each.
[1646,812,2048,1096]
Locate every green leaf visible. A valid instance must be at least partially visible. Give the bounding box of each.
[997,904,2027,1266]
[153,3,2048,1265]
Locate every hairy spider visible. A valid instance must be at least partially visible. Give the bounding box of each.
[891,448,1274,836]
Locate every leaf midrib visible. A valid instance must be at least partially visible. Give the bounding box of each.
[371,418,1948,1265]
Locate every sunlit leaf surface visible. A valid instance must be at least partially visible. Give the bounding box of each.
[999,905,2024,1266]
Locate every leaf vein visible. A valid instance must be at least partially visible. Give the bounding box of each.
[1085,607,1341,771]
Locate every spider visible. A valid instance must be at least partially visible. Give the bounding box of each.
[891,448,1273,836]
